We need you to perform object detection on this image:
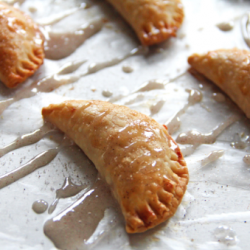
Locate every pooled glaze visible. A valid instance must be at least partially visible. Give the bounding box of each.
[201,150,224,167]
[166,89,203,134]
[44,177,117,250]
[48,177,87,214]
[32,199,48,214]
[43,19,104,60]
[176,115,239,145]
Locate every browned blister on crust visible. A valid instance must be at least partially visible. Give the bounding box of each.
[0,2,44,88]
[106,0,184,46]
[42,100,189,233]
[188,48,250,118]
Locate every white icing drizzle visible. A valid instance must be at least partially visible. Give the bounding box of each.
[0,123,57,157]
[0,74,79,115]
[36,3,87,26]
[212,93,226,103]
[216,21,234,31]
[181,211,250,225]
[108,79,166,103]
[57,60,87,75]
[0,134,73,189]
[243,154,250,165]
[176,115,239,145]
[0,46,146,115]
[214,226,237,246]
[166,89,203,134]
[241,13,250,48]
[201,150,224,167]
[124,93,144,105]
[180,144,199,157]
[32,199,48,214]
[122,65,134,73]
[44,177,116,250]
[43,18,104,60]
[134,79,166,93]
[48,177,87,214]
[0,148,59,189]
[85,46,148,74]
[0,59,85,115]
[150,99,165,115]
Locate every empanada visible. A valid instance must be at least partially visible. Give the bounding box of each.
[106,0,184,46]
[0,2,44,88]
[42,100,188,233]
[188,49,250,118]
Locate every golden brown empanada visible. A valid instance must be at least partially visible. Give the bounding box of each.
[0,2,44,88]
[188,49,250,118]
[106,0,184,46]
[42,100,188,233]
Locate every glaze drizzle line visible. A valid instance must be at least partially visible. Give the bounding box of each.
[0,46,147,116]
[176,115,240,145]
[48,177,87,214]
[0,123,57,157]
[43,18,105,60]
[0,148,59,189]
[166,89,203,135]
[36,3,88,26]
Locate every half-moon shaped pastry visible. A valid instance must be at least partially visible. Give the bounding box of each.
[188,49,250,118]
[0,2,44,88]
[42,100,188,233]
[106,0,184,46]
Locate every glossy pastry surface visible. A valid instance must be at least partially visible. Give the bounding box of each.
[188,48,250,118]
[42,100,189,233]
[106,0,184,46]
[0,2,44,88]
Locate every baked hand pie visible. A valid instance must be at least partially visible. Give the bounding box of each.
[188,49,250,118]
[106,0,184,46]
[0,2,44,88]
[42,100,188,233]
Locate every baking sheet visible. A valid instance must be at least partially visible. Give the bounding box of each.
[0,0,250,249]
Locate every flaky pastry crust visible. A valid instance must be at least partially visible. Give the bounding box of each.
[188,48,250,118]
[42,100,189,233]
[0,2,44,88]
[106,0,184,46]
